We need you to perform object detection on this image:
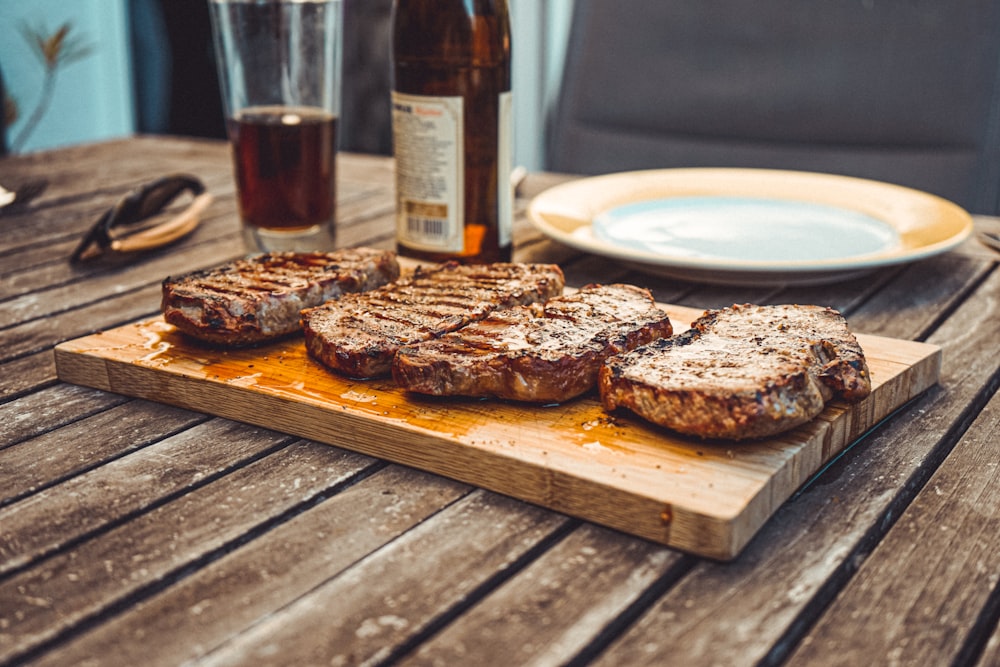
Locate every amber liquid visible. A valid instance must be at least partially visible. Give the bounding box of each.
[228,106,337,231]
[391,1,512,263]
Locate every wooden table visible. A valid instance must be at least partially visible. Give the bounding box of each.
[2,136,999,666]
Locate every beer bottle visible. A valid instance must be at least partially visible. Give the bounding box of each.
[390,0,513,263]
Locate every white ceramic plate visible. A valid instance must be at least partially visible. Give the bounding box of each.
[527,168,974,285]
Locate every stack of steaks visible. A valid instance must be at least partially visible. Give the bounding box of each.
[161,249,871,440]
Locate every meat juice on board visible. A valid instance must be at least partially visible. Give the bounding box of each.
[228,106,338,231]
[390,0,513,263]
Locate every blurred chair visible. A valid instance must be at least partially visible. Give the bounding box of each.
[546,0,1000,214]
[339,0,393,155]
[129,0,225,139]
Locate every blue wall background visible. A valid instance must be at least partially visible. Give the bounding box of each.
[0,0,570,169]
[1,0,134,153]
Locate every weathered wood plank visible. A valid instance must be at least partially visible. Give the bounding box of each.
[193,490,571,667]
[0,384,127,450]
[399,524,687,667]
[786,371,1000,665]
[28,465,466,667]
[0,137,226,197]
[0,419,292,576]
[778,265,903,315]
[1,282,163,360]
[588,252,1000,666]
[0,351,58,402]
[0,441,377,666]
[333,208,396,249]
[839,252,993,339]
[0,400,207,505]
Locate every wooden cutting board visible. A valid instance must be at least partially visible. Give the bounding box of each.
[54,306,940,560]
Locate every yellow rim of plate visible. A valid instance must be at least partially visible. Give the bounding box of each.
[527,168,974,272]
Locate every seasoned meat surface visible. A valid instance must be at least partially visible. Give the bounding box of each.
[162,248,399,346]
[599,303,872,441]
[392,284,673,403]
[301,262,566,378]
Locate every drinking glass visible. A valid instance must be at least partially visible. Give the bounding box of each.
[208,0,344,253]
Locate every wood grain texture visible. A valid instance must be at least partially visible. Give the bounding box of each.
[53,307,940,560]
[0,440,376,665]
[587,253,1000,666]
[28,464,467,667]
[399,523,688,666]
[790,384,1000,665]
[783,268,1000,667]
[0,400,207,506]
[194,490,570,667]
[0,385,127,451]
[0,419,290,578]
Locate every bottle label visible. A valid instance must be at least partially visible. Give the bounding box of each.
[498,90,513,248]
[392,92,464,253]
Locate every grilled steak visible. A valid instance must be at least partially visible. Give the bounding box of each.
[162,248,400,346]
[599,303,871,441]
[392,284,673,403]
[301,262,565,378]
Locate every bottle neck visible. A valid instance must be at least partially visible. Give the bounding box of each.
[391,0,510,68]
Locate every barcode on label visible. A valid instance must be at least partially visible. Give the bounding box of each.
[407,216,446,238]
[402,200,451,242]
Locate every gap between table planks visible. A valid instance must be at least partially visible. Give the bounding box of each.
[53,304,940,560]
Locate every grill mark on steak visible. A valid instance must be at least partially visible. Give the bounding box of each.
[599,303,872,441]
[689,304,871,403]
[301,262,566,378]
[391,284,673,403]
[161,248,400,346]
